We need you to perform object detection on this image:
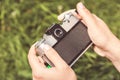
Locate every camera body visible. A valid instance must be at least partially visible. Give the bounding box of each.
[35,12,92,67]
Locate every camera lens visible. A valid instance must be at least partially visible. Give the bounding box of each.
[54,28,63,38]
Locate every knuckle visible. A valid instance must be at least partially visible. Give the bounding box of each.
[32,71,43,79]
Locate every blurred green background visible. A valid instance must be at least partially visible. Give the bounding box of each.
[0,0,120,80]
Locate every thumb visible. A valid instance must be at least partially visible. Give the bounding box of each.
[76,2,96,29]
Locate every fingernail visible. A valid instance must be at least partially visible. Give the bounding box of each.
[78,2,85,9]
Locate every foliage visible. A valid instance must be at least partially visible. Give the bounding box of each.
[0,0,120,80]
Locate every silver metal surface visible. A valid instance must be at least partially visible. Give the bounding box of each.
[61,13,79,32]
[43,34,57,46]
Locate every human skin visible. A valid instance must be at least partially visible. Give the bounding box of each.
[28,2,120,80]
[28,44,77,80]
[75,3,120,72]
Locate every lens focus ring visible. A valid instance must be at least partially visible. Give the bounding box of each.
[54,28,63,38]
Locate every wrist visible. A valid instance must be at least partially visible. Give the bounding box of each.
[105,36,120,72]
[107,37,120,61]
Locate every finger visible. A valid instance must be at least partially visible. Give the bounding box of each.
[40,43,68,68]
[93,46,105,57]
[72,11,82,20]
[46,48,68,68]
[81,19,86,25]
[58,9,75,21]
[76,2,97,29]
[28,44,44,71]
[92,14,106,23]
[37,56,46,68]
[37,56,44,64]
[92,14,101,21]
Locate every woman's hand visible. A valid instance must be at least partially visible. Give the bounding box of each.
[76,3,120,72]
[28,44,77,80]
[58,2,120,72]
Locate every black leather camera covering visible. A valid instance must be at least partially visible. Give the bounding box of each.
[46,24,66,41]
[53,21,92,65]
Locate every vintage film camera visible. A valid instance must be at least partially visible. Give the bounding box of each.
[35,12,93,67]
